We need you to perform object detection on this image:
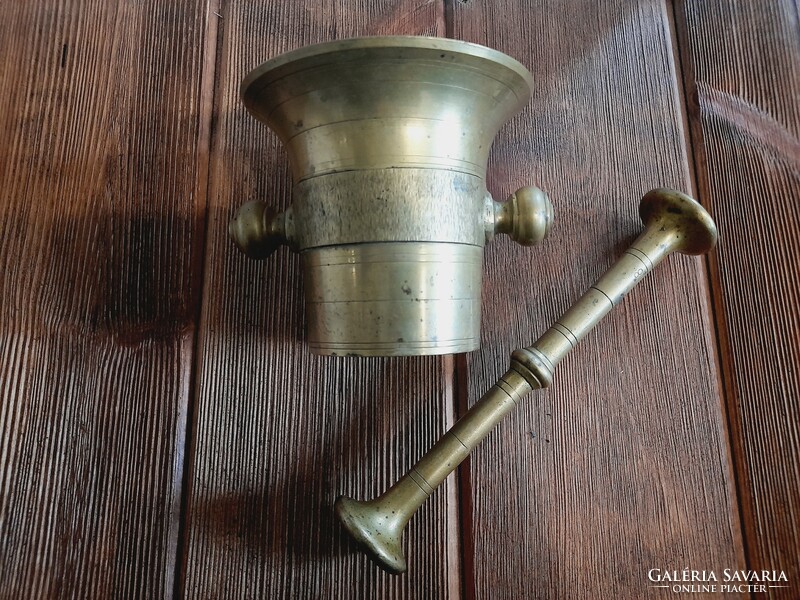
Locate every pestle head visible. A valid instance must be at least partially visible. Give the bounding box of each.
[639,188,718,256]
[335,495,408,574]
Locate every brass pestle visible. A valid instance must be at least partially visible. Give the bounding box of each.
[335,188,718,574]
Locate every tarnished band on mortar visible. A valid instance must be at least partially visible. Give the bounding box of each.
[291,169,488,249]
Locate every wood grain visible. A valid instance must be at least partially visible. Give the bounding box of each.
[0,1,207,597]
[179,2,461,598]
[451,0,745,597]
[5,1,793,597]
[675,1,800,596]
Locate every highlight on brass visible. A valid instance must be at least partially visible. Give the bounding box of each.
[335,189,718,574]
[229,36,553,357]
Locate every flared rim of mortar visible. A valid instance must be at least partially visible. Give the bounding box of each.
[241,35,533,107]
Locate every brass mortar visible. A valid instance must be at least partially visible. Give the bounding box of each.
[229,36,553,356]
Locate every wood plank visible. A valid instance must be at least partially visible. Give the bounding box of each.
[0,0,207,597]
[675,1,800,596]
[180,2,461,598]
[451,1,745,597]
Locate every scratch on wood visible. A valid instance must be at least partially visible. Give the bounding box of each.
[699,83,800,167]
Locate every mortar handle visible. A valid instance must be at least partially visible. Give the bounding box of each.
[228,200,291,259]
[488,186,554,246]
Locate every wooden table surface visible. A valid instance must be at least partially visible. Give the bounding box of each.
[1,1,797,598]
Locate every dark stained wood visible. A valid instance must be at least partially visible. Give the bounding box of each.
[451,1,746,597]
[5,1,795,597]
[180,2,461,598]
[675,1,800,596]
[0,1,207,598]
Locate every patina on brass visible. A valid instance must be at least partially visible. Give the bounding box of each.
[228,37,553,356]
[335,189,718,574]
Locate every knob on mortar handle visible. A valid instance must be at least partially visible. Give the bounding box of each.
[228,200,290,259]
[493,186,554,246]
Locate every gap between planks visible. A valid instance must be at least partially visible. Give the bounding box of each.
[173,0,223,598]
[669,0,752,578]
